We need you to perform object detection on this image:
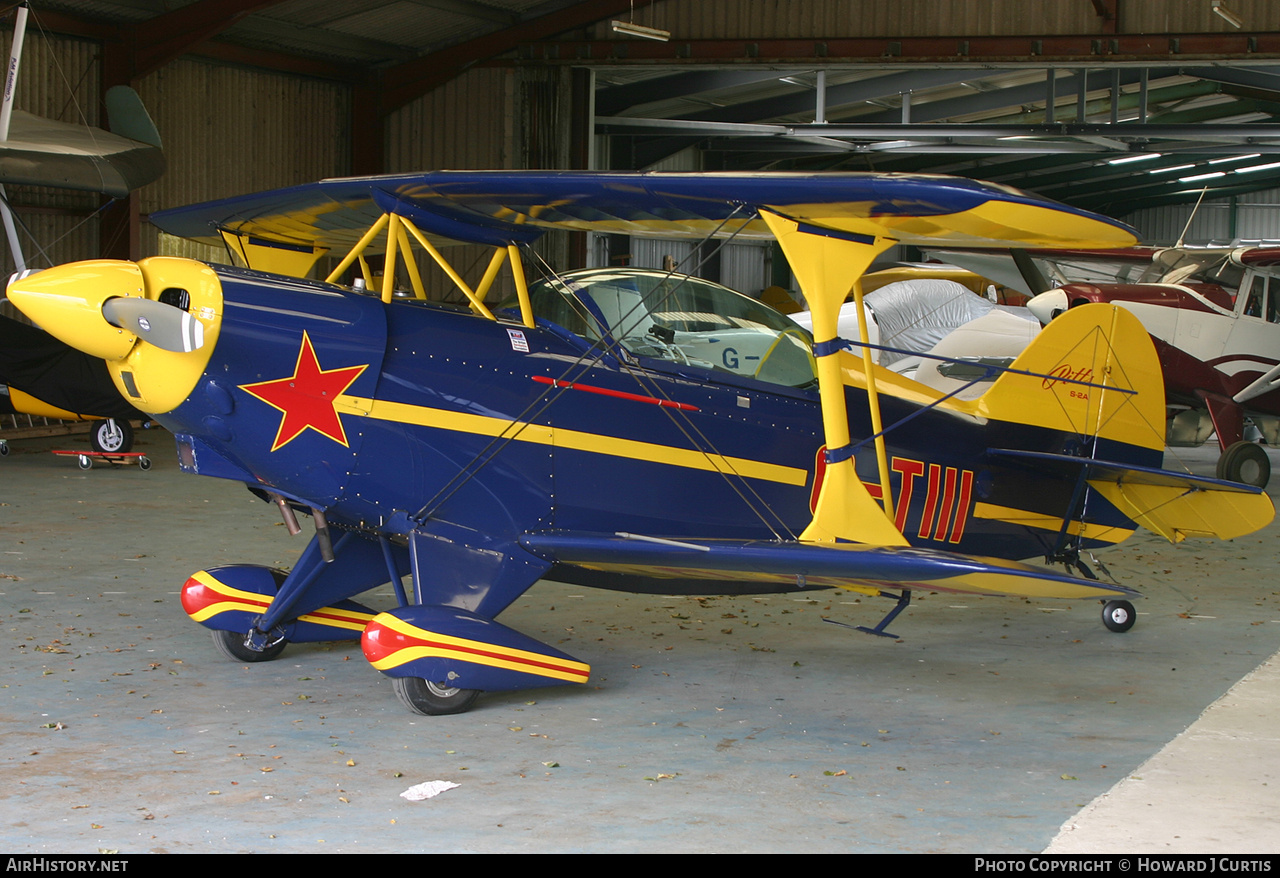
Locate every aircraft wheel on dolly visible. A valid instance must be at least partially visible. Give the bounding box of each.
[211,629,287,662]
[392,676,480,716]
[1216,440,1270,488]
[90,419,134,454]
[1101,600,1136,633]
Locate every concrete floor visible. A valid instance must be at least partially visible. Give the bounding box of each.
[2,431,1278,854]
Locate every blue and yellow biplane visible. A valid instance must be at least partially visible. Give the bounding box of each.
[7,171,1273,715]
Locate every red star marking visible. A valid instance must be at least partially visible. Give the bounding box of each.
[240,332,368,451]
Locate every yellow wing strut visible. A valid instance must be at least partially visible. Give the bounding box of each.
[759,211,906,546]
[318,211,538,326]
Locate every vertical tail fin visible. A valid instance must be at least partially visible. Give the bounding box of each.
[973,303,1166,454]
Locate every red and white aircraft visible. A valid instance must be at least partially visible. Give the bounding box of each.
[1020,247,1280,487]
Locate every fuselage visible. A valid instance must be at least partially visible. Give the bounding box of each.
[151,264,1148,586]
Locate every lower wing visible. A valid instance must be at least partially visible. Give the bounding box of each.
[518,531,1138,600]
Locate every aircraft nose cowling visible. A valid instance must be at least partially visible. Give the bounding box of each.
[6,257,223,415]
[7,260,145,360]
[1026,289,1069,325]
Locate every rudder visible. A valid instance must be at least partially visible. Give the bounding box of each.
[972,303,1165,454]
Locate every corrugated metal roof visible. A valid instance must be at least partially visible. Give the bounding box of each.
[29,0,587,67]
[16,0,1280,216]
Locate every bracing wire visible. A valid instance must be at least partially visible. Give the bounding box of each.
[414,207,757,524]
[414,205,803,540]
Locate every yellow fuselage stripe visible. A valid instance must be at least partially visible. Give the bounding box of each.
[972,502,1134,543]
[338,394,808,487]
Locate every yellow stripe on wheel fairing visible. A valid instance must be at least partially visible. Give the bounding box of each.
[367,613,590,683]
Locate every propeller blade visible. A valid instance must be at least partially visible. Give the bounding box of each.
[101,296,204,353]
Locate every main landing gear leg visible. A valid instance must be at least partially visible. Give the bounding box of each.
[360,529,584,717]
[212,627,287,662]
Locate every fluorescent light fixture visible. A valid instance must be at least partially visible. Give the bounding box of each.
[611,20,671,41]
[1209,153,1261,164]
[1212,1,1244,28]
[1107,153,1162,165]
[1150,163,1196,174]
[1178,171,1226,183]
[1237,161,1280,173]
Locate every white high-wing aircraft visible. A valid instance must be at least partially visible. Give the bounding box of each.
[927,246,1280,488]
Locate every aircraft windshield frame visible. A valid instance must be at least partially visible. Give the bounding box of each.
[519,268,817,389]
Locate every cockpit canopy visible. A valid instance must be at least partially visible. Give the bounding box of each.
[520,268,816,388]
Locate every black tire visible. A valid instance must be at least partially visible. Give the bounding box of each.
[1101,600,1136,633]
[138,456,152,471]
[392,676,481,716]
[211,628,286,662]
[90,419,134,453]
[1216,440,1270,488]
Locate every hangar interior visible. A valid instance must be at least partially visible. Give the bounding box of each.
[3,0,1280,854]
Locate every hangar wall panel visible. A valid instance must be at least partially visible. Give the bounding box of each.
[2,212,101,276]
[591,0,1102,39]
[1128,203,1232,247]
[1123,0,1280,32]
[1128,189,1280,246]
[385,67,512,174]
[592,0,1280,38]
[137,60,353,210]
[137,58,352,263]
[4,28,101,124]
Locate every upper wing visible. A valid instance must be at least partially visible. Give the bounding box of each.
[150,170,1139,253]
[518,531,1139,601]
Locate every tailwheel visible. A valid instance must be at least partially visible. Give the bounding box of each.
[1101,600,1136,633]
[211,629,287,662]
[392,676,481,716]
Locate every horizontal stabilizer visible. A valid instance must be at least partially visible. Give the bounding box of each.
[989,448,1264,493]
[519,531,1138,601]
[989,448,1275,541]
